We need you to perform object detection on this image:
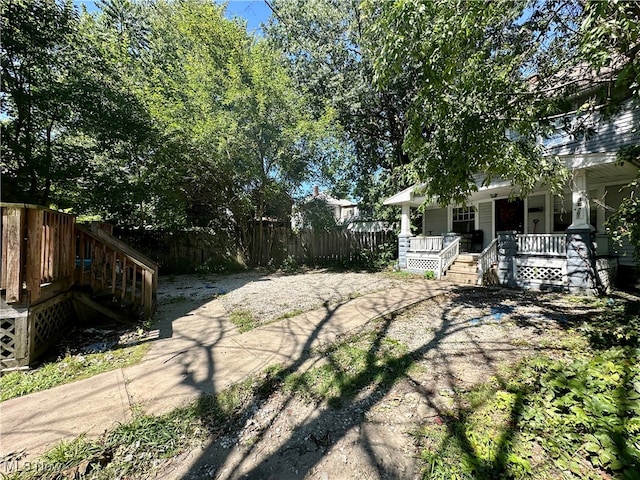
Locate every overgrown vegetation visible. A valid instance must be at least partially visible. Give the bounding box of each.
[415,295,640,480]
[0,343,149,402]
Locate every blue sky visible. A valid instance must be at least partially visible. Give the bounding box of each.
[74,1,272,34]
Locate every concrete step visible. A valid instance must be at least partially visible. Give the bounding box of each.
[456,254,478,264]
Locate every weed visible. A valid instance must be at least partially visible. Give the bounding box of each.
[230,309,256,332]
[2,374,267,480]
[276,309,306,321]
[424,270,436,280]
[281,327,410,407]
[415,296,640,480]
[163,294,189,304]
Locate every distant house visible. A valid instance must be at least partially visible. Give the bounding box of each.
[292,186,360,230]
[384,97,640,294]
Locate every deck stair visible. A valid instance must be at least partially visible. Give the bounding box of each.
[443,254,478,285]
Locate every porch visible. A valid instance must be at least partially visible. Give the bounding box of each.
[403,232,619,293]
[1,203,159,369]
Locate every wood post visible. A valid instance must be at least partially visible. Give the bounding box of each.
[4,207,25,303]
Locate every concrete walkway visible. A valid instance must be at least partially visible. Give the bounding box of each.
[0,281,451,463]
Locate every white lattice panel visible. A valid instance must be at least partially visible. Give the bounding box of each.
[516,265,563,283]
[407,257,439,273]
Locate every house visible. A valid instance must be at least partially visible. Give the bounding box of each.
[384,99,640,294]
[292,186,360,229]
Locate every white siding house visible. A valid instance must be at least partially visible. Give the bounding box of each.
[384,101,640,294]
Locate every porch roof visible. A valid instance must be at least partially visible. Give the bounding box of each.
[383,156,638,208]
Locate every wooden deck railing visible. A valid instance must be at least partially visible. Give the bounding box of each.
[75,224,158,320]
[1,203,76,304]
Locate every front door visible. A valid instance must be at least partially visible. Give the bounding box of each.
[495,198,524,234]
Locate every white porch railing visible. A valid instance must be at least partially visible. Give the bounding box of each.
[517,234,566,256]
[477,238,498,285]
[406,237,460,278]
[438,237,460,277]
[409,235,443,252]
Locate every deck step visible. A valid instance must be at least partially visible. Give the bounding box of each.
[448,264,477,274]
[443,255,479,285]
[443,272,477,285]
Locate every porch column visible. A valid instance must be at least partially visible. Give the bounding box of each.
[569,169,592,230]
[398,204,411,269]
[497,231,517,288]
[566,228,598,295]
[566,169,599,295]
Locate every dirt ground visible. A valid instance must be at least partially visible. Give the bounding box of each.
[152,286,598,480]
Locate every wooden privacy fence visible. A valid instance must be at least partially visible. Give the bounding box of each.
[115,227,397,273]
[249,228,397,267]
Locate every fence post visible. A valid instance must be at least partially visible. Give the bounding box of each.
[26,209,44,304]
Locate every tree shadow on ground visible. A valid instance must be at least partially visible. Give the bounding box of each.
[172,286,626,479]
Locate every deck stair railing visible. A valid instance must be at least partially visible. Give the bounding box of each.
[75,224,158,320]
[438,237,460,278]
[477,238,498,285]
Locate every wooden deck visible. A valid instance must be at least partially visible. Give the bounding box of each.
[1,203,158,369]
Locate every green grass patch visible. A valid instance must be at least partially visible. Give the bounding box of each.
[276,308,306,321]
[282,327,411,408]
[0,343,149,402]
[230,309,256,332]
[415,295,640,480]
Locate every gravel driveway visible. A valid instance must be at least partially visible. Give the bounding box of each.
[157,269,409,324]
[154,271,604,480]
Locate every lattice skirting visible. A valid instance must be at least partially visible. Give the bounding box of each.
[29,293,75,361]
[407,255,439,274]
[1,318,19,367]
[516,265,564,283]
[1,292,75,369]
[514,257,566,290]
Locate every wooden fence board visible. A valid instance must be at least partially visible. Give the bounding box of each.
[26,209,43,302]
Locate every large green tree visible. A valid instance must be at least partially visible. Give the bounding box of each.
[264,0,412,217]
[364,0,639,207]
[1,0,154,208]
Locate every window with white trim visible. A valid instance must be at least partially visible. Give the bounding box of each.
[452,206,475,233]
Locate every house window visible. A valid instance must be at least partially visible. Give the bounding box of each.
[452,206,475,234]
